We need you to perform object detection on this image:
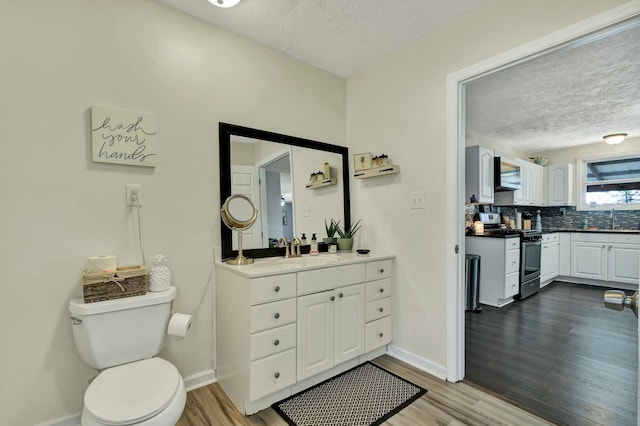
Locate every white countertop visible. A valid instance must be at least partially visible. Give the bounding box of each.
[216,252,395,278]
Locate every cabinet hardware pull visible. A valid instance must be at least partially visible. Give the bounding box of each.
[379,268,384,273]
[378,332,384,338]
[339,292,343,298]
[274,339,280,346]
[379,288,384,293]
[330,296,335,301]
[274,313,280,319]
[274,286,280,292]
[608,245,613,252]
[601,245,606,249]
[378,307,384,312]
[274,372,280,379]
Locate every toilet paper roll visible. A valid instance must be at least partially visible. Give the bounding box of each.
[168,313,192,337]
[87,255,117,274]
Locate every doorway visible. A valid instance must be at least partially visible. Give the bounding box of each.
[447,0,640,418]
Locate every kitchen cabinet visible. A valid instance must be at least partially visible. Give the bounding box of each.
[559,233,571,276]
[215,255,394,415]
[495,160,544,206]
[545,164,573,206]
[607,234,640,284]
[569,233,640,284]
[465,145,494,204]
[466,236,520,307]
[540,233,559,286]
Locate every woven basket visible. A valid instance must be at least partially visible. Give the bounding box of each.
[82,265,147,303]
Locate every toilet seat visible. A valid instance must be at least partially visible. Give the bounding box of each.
[84,358,181,425]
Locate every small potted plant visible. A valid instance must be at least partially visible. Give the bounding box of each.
[324,219,340,245]
[336,219,363,252]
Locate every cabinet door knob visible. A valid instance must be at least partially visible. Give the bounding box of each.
[378,332,384,338]
[379,288,384,293]
[274,286,280,292]
[330,296,335,301]
[274,339,280,346]
[378,307,384,313]
[339,292,344,298]
[274,372,280,379]
[379,268,384,273]
[274,313,280,319]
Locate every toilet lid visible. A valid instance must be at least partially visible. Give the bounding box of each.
[84,358,181,425]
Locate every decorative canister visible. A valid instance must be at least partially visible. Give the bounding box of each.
[148,254,171,292]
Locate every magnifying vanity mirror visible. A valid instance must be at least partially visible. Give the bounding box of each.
[219,122,350,261]
[220,194,258,265]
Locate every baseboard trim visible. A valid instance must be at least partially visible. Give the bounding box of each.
[183,368,217,392]
[32,412,81,426]
[387,345,447,380]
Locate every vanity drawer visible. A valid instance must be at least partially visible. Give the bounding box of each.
[365,297,391,322]
[365,316,392,353]
[250,323,296,361]
[297,263,365,296]
[505,250,520,274]
[250,274,296,305]
[250,348,296,401]
[365,278,391,302]
[366,260,392,281]
[250,298,296,333]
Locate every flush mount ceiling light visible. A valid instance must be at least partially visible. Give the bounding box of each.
[603,133,628,145]
[208,0,241,8]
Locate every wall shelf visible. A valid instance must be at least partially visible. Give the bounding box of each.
[353,165,400,179]
[306,177,337,189]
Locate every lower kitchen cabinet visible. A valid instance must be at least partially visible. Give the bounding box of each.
[540,233,559,286]
[569,233,640,285]
[466,235,520,307]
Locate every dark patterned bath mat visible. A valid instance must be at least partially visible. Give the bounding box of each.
[272,361,427,426]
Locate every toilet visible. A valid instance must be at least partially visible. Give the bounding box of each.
[69,287,186,425]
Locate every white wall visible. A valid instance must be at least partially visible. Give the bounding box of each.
[535,135,640,165]
[346,0,627,370]
[0,1,345,424]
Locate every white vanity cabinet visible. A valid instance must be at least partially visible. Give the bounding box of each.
[216,254,394,415]
[540,233,559,286]
[465,236,520,308]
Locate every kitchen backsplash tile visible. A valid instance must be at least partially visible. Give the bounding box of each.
[498,206,640,230]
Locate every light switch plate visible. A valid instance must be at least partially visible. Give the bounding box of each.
[410,191,426,209]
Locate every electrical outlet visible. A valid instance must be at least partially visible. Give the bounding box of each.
[410,191,426,209]
[126,184,143,206]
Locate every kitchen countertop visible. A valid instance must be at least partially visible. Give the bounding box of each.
[466,228,640,238]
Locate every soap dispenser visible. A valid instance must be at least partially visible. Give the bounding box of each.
[310,233,319,255]
[301,233,307,245]
[535,210,542,232]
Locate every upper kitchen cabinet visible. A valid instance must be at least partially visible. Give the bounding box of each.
[465,146,494,204]
[545,164,574,206]
[495,160,544,206]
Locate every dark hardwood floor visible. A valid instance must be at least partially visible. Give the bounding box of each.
[465,281,638,426]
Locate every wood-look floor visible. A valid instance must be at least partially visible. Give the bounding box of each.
[465,281,638,426]
[177,355,553,425]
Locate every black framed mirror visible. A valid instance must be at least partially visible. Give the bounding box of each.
[219,122,350,261]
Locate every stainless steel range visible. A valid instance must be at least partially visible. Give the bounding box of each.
[518,231,541,300]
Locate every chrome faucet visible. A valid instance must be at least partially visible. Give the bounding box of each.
[290,237,302,257]
[611,208,618,229]
[278,237,290,258]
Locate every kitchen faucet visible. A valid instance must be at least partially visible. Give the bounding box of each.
[611,208,617,229]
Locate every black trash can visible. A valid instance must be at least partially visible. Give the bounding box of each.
[465,254,482,312]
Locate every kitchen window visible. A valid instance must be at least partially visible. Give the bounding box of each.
[577,153,640,210]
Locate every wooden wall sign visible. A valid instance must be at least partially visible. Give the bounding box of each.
[91,106,157,167]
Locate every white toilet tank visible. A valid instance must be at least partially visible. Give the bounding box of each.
[69,287,176,369]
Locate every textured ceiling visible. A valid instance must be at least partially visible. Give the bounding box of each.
[466,21,640,153]
[157,1,639,153]
[156,0,490,77]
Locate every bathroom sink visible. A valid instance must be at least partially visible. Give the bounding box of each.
[278,255,340,266]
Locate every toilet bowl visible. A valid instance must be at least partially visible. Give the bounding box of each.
[68,288,186,426]
[81,358,186,426]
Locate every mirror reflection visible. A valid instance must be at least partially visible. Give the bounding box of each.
[220,123,350,260]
